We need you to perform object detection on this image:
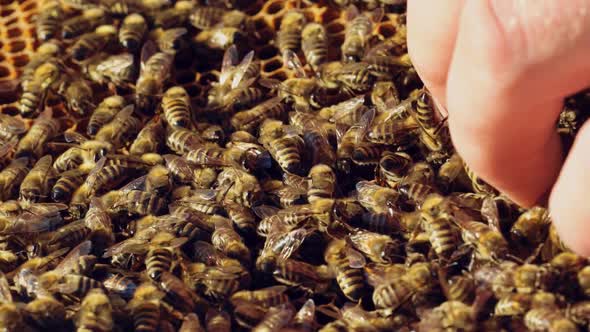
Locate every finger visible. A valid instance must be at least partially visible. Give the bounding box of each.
[407,0,465,106]
[446,0,590,206]
[549,121,590,256]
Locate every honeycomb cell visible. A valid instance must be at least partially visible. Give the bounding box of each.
[0,65,10,78]
[267,70,287,81]
[8,40,25,53]
[7,27,21,38]
[258,45,279,60]
[0,0,13,5]
[0,52,5,62]
[264,1,284,15]
[0,8,15,17]
[263,59,283,73]
[1,105,19,115]
[321,7,342,23]
[20,0,36,11]
[377,23,396,38]
[10,53,28,67]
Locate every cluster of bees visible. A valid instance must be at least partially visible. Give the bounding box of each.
[0,0,589,331]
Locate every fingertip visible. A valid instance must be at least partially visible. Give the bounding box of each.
[549,120,590,256]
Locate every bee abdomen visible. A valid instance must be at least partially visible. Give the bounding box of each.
[336,266,365,301]
[133,302,161,332]
[146,248,174,281]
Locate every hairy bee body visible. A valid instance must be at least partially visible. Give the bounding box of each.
[62,8,108,39]
[36,1,64,41]
[20,155,56,202]
[51,169,88,203]
[76,288,113,332]
[162,86,192,128]
[277,11,306,56]
[0,158,29,201]
[129,117,165,155]
[189,6,227,29]
[230,98,289,133]
[119,13,147,51]
[145,247,174,281]
[166,128,204,154]
[110,190,166,216]
[71,25,117,61]
[325,240,366,301]
[302,23,329,73]
[307,164,336,203]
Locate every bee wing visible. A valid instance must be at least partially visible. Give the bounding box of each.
[283,49,306,78]
[354,107,375,144]
[231,50,255,89]
[0,272,11,303]
[345,4,360,21]
[204,266,242,280]
[10,209,63,234]
[168,236,189,249]
[0,114,26,134]
[113,104,135,123]
[329,96,366,121]
[481,195,501,232]
[252,205,280,219]
[26,202,69,215]
[164,155,194,181]
[381,97,414,123]
[53,240,92,276]
[119,175,148,192]
[369,7,384,25]
[188,188,218,201]
[63,130,88,144]
[163,27,188,40]
[86,156,107,189]
[277,228,311,262]
[258,78,281,90]
[221,45,239,85]
[140,40,158,73]
[97,53,134,73]
[103,238,148,257]
[344,245,366,268]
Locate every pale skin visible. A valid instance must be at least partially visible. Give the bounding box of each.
[407,0,590,255]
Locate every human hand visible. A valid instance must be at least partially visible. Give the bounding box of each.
[407,0,590,255]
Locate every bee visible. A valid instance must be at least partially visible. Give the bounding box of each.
[348,228,400,264]
[75,288,113,332]
[95,105,141,148]
[212,217,251,264]
[365,52,413,80]
[223,200,257,235]
[377,151,412,188]
[0,303,25,331]
[231,97,289,133]
[327,62,375,94]
[62,8,109,39]
[366,112,419,146]
[191,241,242,268]
[35,0,64,41]
[119,13,148,51]
[136,41,174,112]
[17,41,61,90]
[231,285,290,308]
[51,169,89,203]
[306,164,336,203]
[71,25,118,62]
[206,308,232,332]
[371,81,401,113]
[277,10,306,58]
[88,96,126,136]
[19,61,63,118]
[524,306,578,332]
[189,6,231,30]
[301,22,329,74]
[335,111,373,173]
[180,313,204,332]
[162,86,192,128]
[494,293,531,316]
[420,301,476,332]
[511,206,551,246]
[259,119,306,175]
[196,26,246,50]
[355,181,398,215]
[513,264,557,294]
[86,53,138,87]
[341,5,383,62]
[19,155,56,203]
[108,189,167,216]
[463,161,497,195]
[23,295,67,328]
[324,239,366,301]
[158,270,206,314]
[565,301,590,326]
[185,263,244,302]
[260,68,326,112]
[252,304,295,332]
[0,157,29,201]
[58,76,95,116]
[578,266,590,297]
[153,27,188,53]
[419,194,460,258]
[153,1,194,29]
[273,259,329,293]
[234,304,268,329]
[127,283,164,332]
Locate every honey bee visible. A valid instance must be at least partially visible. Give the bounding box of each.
[335,109,374,173]
[189,6,232,30]
[511,206,551,246]
[62,8,109,39]
[101,272,137,300]
[259,119,306,175]
[419,301,476,332]
[463,161,497,195]
[0,157,29,201]
[371,81,401,113]
[365,53,412,80]
[301,22,329,74]
[223,200,257,235]
[419,194,460,258]
[324,239,366,301]
[231,97,289,132]
[127,283,164,332]
[162,86,192,128]
[578,266,590,297]
[277,10,307,58]
[306,164,336,203]
[252,304,295,332]
[273,259,329,293]
[23,295,67,328]
[341,5,382,62]
[51,169,89,203]
[95,104,141,148]
[108,189,167,216]
[135,41,174,112]
[71,25,117,61]
[180,313,205,332]
[355,181,398,215]
[513,264,557,294]
[260,63,325,112]
[524,305,577,332]
[19,155,56,203]
[377,151,411,188]
[153,27,188,53]
[318,95,368,126]
[119,13,147,51]
[196,26,246,50]
[158,270,206,314]
[185,263,244,302]
[494,293,531,317]
[347,228,400,264]
[206,308,232,332]
[152,1,194,29]
[212,217,251,264]
[234,304,268,329]
[87,53,138,87]
[230,285,290,308]
[19,61,63,118]
[35,0,64,41]
[75,288,113,332]
[565,301,590,326]
[58,76,95,116]
[326,62,375,94]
